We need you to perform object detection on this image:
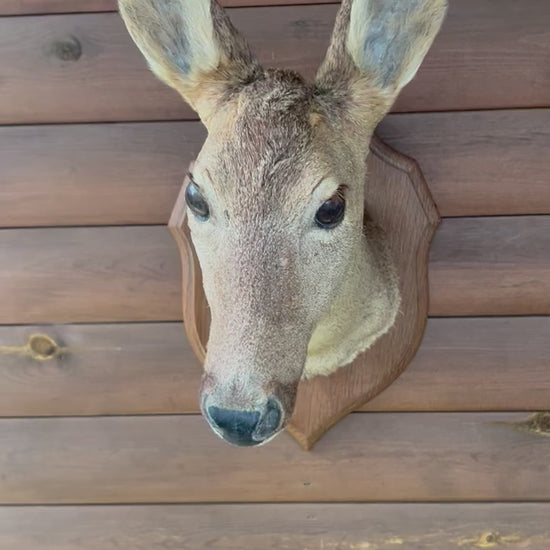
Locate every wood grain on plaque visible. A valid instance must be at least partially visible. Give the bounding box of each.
[1,503,549,550]
[0,0,338,16]
[2,110,549,227]
[0,318,548,417]
[0,217,548,324]
[1,1,549,123]
[0,412,548,503]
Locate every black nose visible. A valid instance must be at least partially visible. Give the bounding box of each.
[207,399,282,447]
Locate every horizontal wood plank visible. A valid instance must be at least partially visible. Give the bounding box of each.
[0,0,338,16]
[0,122,206,227]
[377,110,550,217]
[1,503,549,549]
[2,110,549,228]
[1,1,549,123]
[0,226,182,324]
[0,0,117,15]
[365,317,550,412]
[0,412,549,503]
[0,323,202,416]
[429,217,550,316]
[0,318,548,416]
[0,217,548,324]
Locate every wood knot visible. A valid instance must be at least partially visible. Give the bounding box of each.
[456,532,523,548]
[28,334,59,361]
[479,533,498,547]
[49,36,82,61]
[517,412,550,437]
[290,19,313,38]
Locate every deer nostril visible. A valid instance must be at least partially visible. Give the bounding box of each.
[253,399,282,441]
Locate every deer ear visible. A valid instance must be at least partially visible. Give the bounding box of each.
[119,0,261,124]
[316,0,447,123]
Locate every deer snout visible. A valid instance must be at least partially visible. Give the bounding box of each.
[198,317,306,446]
[202,395,283,447]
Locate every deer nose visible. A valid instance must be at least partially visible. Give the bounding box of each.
[207,399,282,447]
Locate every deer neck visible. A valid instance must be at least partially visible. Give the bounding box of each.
[303,222,400,378]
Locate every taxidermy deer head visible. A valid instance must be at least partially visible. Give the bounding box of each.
[119,0,447,446]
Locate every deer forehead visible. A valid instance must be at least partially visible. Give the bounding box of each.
[195,81,315,210]
[194,71,357,220]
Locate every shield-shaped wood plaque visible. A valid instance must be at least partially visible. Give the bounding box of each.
[169,135,440,450]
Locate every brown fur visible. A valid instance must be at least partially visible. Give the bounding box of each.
[118,0,447,445]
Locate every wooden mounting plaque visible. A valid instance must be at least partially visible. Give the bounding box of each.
[169,135,440,450]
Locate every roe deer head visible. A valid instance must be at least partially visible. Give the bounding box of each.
[119,0,447,446]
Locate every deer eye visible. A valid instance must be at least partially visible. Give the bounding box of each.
[185,179,210,220]
[315,188,346,229]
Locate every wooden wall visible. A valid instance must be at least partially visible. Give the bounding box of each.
[0,1,549,548]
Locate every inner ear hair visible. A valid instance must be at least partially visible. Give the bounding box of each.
[348,0,447,93]
[118,0,261,121]
[316,0,447,125]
